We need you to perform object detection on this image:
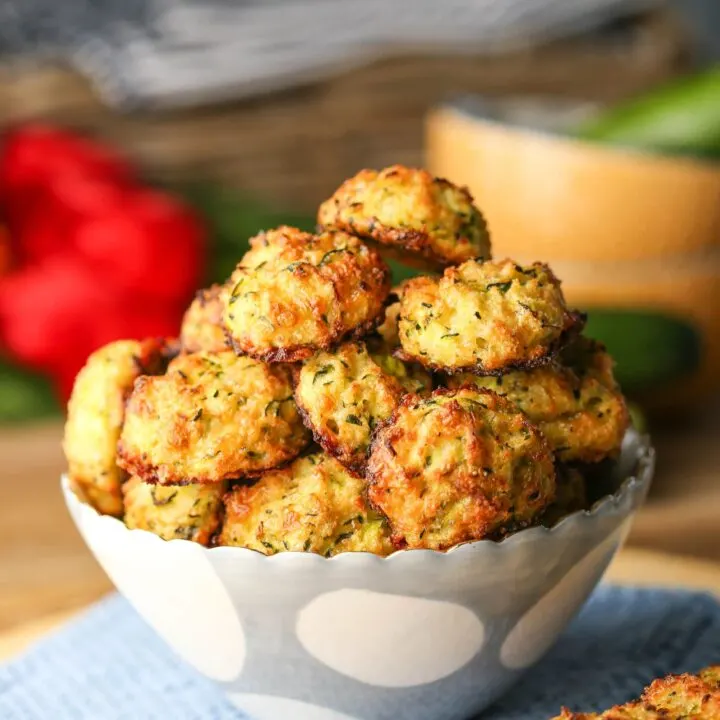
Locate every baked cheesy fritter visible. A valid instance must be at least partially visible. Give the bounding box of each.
[397,258,582,375]
[447,337,628,463]
[367,386,556,550]
[366,293,434,394]
[180,284,228,353]
[295,342,407,474]
[542,466,588,527]
[223,226,390,362]
[122,476,224,545]
[64,162,634,558]
[367,343,433,395]
[218,452,394,557]
[118,350,309,485]
[317,166,490,267]
[553,665,720,719]
[63,338,168,516]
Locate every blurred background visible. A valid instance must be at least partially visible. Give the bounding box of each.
[0,0,719,632]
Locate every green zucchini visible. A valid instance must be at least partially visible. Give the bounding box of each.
[0,361,59,423]
[577,67,720,160]
[583,309,702,395]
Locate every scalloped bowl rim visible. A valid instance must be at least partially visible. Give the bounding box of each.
[62,429,654,565]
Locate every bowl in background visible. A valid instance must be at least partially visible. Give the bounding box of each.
[63,431,653,720]
[426,99,720,264]
[426,100,720,411]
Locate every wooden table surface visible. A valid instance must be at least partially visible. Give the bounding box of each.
[0,422,112,635]
[1,410,719,657]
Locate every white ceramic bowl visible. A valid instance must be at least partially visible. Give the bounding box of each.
[63,430,653,720]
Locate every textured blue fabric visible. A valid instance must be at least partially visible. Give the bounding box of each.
[1,585,719,720]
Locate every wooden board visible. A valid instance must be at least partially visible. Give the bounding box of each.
[0,608,80,661]
[0,422,113,635]
[606,547,720,595]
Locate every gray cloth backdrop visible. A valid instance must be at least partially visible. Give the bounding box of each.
[0,0,663,108]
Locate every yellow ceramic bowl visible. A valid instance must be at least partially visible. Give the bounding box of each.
[426,104,720,263]
[425,102,720,410]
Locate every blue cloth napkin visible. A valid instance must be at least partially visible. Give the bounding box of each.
[1,585,719,720]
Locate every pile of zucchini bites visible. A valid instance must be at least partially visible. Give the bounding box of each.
[63,166,629,556]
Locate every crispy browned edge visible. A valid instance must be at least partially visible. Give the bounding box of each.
[394,309,587,377]
[223,307,388,364]
[66,336,173,516]
[365,385,556,550]
[553,665,720,719]
[555,336,630,464]
[558,406,629,466]
[317,171,490,268]
[642,669,720,714]
[317,216,490,270]
[292,340,401,477]
[160,337,183,365]
[116,358,310,486]
[74,477,124,518]
[212,444,390,550]
[134,336,177,377]
[116,440,306,487]
[294,391,368,477]
[121,477,229,546]
[195,502,224,547]
[552,709,595,719]
[354,235,452,273]
[441,335,628,465]
[180,285,231,354]
[223,258,392,363]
